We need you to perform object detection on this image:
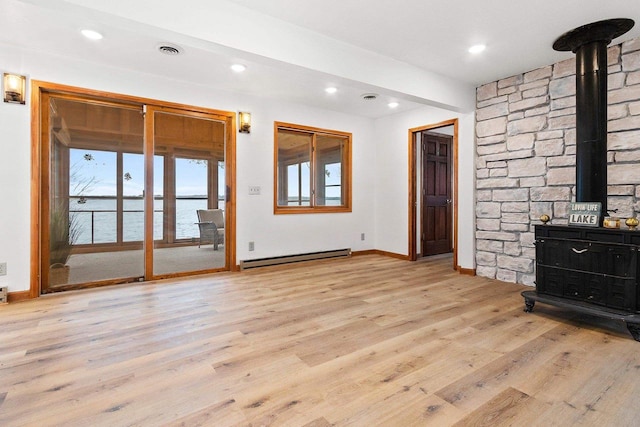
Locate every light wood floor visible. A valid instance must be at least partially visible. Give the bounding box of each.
[1,254,640,426]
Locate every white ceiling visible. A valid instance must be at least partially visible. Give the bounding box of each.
[227,0,640,85]
[2,0,640,117]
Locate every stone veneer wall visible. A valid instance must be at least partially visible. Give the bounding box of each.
[475,36,640,285]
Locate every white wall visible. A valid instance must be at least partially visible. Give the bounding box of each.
[235,97,377,260]
[373,108,476,269]
[0,44,378,293]
[0,43,475,295]
[0,49,31,295]
[458,113,476,269]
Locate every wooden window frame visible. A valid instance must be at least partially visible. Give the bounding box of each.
[274,122,352,214]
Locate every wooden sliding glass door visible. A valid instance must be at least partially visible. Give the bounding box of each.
[43,94,146,292]
[38,85,234,293]
[146,106,229,277]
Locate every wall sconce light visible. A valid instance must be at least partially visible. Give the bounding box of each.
[3,73,26,104]
[238,111,251,134]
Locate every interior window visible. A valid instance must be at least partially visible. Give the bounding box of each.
[274,122,351,213]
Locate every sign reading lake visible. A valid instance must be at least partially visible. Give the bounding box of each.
[568,202,601,227]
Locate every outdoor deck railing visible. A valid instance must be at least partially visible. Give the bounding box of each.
[68,196,224,245]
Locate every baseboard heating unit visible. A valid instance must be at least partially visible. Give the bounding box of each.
[240,248,351,270]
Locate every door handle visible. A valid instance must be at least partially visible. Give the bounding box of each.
[445,199,452,204]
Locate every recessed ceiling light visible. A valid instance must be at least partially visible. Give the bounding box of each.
[388,102,399,108]
[81,29,103,40]
[325,87,337,94]
[231,64,246,73]
[468,44,486,54]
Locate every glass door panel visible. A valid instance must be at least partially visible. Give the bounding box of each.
[70,148,117,244]
[151,109,227,277]
[175,157,208,240]
[45,96,144,292]
[218,161,226,209]
[153,156,165,242]
[41,89,234,293]
[122,153,144,242]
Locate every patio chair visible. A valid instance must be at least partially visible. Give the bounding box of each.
[196,209,225,250]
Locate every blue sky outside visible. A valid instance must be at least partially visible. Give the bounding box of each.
[70,148,224,198]
[286,161,341,202]
[70,148,339,201]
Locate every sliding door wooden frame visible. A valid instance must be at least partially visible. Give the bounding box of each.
[30,80,236,297]
[37,91,144,293]
[145,105,235,280]
[408,118,459,270]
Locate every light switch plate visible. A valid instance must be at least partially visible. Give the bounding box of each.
[0,262,6,276]
[249,186,261,195]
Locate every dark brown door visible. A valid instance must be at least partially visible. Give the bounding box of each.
[421,132,452,256]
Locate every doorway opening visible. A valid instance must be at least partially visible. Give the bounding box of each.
[31,82,236,295]
[408,119,458,270]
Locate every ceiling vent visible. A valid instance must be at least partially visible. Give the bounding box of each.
[361,93,379,101]
[157,44,183,56]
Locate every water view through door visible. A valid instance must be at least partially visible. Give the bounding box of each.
[45,96,146,291]
[42,92,230,293]
[150,108,227,276]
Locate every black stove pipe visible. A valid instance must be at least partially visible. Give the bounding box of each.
[553,18,634,223]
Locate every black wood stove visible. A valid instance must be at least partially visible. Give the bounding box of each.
[520,18,640,340]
